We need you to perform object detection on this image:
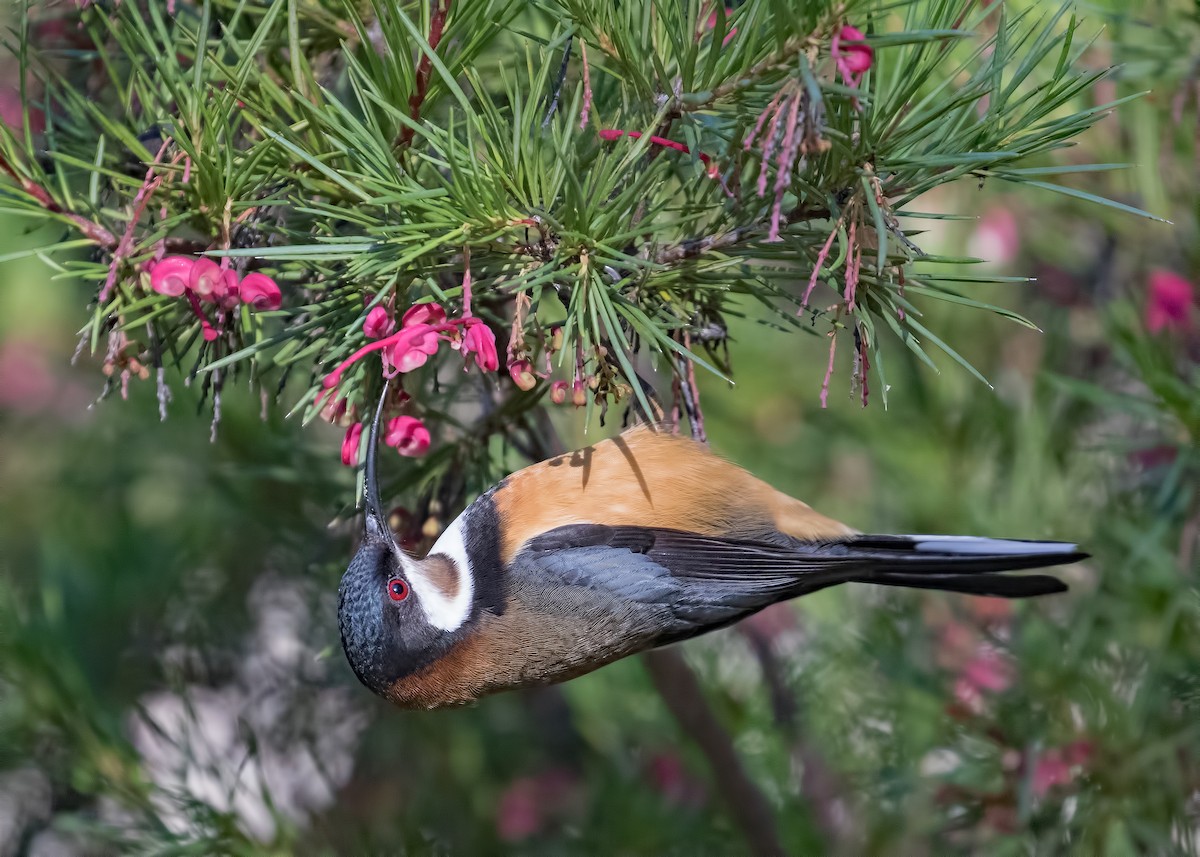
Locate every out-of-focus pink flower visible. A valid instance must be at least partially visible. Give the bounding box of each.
[509,360,536,391]
[190,258,227,303]
[461,321,499,372]
[702,7,737,45]
[385,415,431,457]
[494,768,583,842]
[495,778,542,842]
[390,324,441,373]
[1145,269,1195,333]
[549,380,568,404]
[646,752,707,808]
[239,272,282,311]
[740,602,798,644]
[402,302,447,328]
[832,25,873,87]
[1032,741,1092,797]
[962,650,1014,693]
[968,207,1021,266]
[341,423,364,466]
[149,256,194,297]
[0,85,45,134]
[363,306,395,340]
[953,649,1014,714]
[0,339,56,413]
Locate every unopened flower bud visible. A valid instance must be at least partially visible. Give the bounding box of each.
[550,381,568,404]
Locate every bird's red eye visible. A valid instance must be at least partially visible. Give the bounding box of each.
[387,578,409,602]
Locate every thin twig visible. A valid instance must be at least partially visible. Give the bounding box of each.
[643,649,787,857]
[398,0,451,148]
[0,151,117,247]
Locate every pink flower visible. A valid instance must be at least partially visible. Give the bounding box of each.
[961,650,1014,693]
[495,778,542,842]
[832,25,873,87]
[190,258,227,302]
[385,415,431,457]
[239,272,282,311]
[341,423,364,466]
[968,207,1020,266]
[953,649,1014,715]
[572,380,587,407]
[509,360,536,391]
[390,324,441,373]
[149,256,194,297]
[1145,269,1195,333]
[217,269,241,309]
[461,321,499,372]
[549,381,568,404]
[402,302,447,328]
[1032,742,1091,797]
[363,306,396,339]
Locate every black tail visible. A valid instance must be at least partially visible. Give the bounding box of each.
[836,534,1083,598]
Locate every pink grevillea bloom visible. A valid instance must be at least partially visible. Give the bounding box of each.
[572,380,588,407]
[385,415,431,457]
[402,302,448,328]
[239,272,282,311]
[391,323,441,373]
[149,256,194,297]
[599,129,721,179]
[190,258,227,303]
[832,25,873,87]
[461,321,500,372]
[549,380,569,404]
[363,306,396,340]
[509,360,536,391]
[1146,269,1195,333]
[341,422,364,466]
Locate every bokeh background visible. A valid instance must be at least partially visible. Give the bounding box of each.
[1,1,1198,855]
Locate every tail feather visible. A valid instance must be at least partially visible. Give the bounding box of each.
[837,534,1084,598]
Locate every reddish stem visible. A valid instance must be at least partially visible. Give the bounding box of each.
[599,129,720,179]
[819,330,837,409]
[399,0,451,147]
[0,150,117,247]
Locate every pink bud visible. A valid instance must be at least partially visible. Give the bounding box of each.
[402,302,447,328]
[461,321,499,372]
[149,256,194,297]
[341,422,364,466]
[833,25,873,75]
[1146,269,1195,333]
[364,306,396,339]
[571,380,587,407]
[549,381,568,404]
[509,360,537,391]
[239,273,282,311]
[385,415,431,457]
[390,324,441,373]
[190,258,225,302]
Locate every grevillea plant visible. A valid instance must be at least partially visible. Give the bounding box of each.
[0,0,1155,514]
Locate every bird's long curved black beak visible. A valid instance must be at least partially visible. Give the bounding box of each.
[363,377,392,542]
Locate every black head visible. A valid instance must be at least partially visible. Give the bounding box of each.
[337,381,451,697]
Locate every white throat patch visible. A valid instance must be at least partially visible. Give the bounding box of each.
[407,509,475,632]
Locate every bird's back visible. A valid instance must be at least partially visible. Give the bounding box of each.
[491,425,853,563]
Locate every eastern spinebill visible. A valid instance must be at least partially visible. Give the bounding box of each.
[338,387,1085,709]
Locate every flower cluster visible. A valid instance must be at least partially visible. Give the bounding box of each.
[331,297,500,465]
[148,256,281,341]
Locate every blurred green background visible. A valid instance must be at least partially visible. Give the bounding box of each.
[2,2,1199,855]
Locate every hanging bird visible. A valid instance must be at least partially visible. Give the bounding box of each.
[338,386,1085,709]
